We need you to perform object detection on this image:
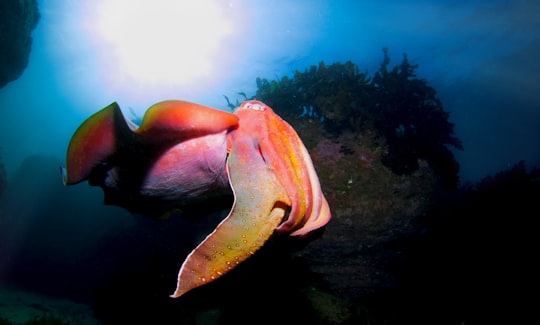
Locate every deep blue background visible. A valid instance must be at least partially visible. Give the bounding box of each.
[0,2,538,322]
[0,0,539,183]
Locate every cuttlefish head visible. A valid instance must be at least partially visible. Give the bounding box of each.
[170,100,331,297]
[232,100,332,236]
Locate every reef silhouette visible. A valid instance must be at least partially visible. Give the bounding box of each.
[255,48,463,188]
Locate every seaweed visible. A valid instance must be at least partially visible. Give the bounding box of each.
[255,60,374,133]
[254,49,463,188]
[371,48,462,187]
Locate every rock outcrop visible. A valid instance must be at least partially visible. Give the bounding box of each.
[0,0,40,89]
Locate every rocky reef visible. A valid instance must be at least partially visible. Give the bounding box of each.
[0,0,40,89]
[244,51,535,323]
[225,51,459,322]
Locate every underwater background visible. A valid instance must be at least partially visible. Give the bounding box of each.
[0,0,538,324]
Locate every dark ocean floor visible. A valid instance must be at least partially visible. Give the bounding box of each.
[0,153,537,324]
[0,286,97,324]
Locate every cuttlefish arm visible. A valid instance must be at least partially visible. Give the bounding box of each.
[171,100,331,297]
[170,135,290,297]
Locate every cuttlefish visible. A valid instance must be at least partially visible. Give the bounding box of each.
[62,99,331,297]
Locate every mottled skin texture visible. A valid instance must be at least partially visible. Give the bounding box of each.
[171,134,290,297]
[62,99,331,298]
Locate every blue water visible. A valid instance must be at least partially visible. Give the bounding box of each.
[0,1,538,323]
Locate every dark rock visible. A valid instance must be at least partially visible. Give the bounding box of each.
[0,155,5,197]
[0,0,40,88]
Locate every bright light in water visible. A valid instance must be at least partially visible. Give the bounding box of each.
[87,0,233,87]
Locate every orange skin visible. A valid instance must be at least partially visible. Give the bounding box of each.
[62,99,331,298]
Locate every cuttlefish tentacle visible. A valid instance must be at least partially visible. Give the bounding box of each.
[171,136,290,298]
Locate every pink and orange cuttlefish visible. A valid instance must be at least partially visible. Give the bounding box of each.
[62,99,331,297]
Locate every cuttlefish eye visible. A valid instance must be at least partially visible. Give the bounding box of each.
[244,102,265,111]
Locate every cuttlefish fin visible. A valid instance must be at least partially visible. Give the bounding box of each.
[170,137,290,298]
[135,100,239,142]
[62,102,128,185]
[62,100,239,185]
